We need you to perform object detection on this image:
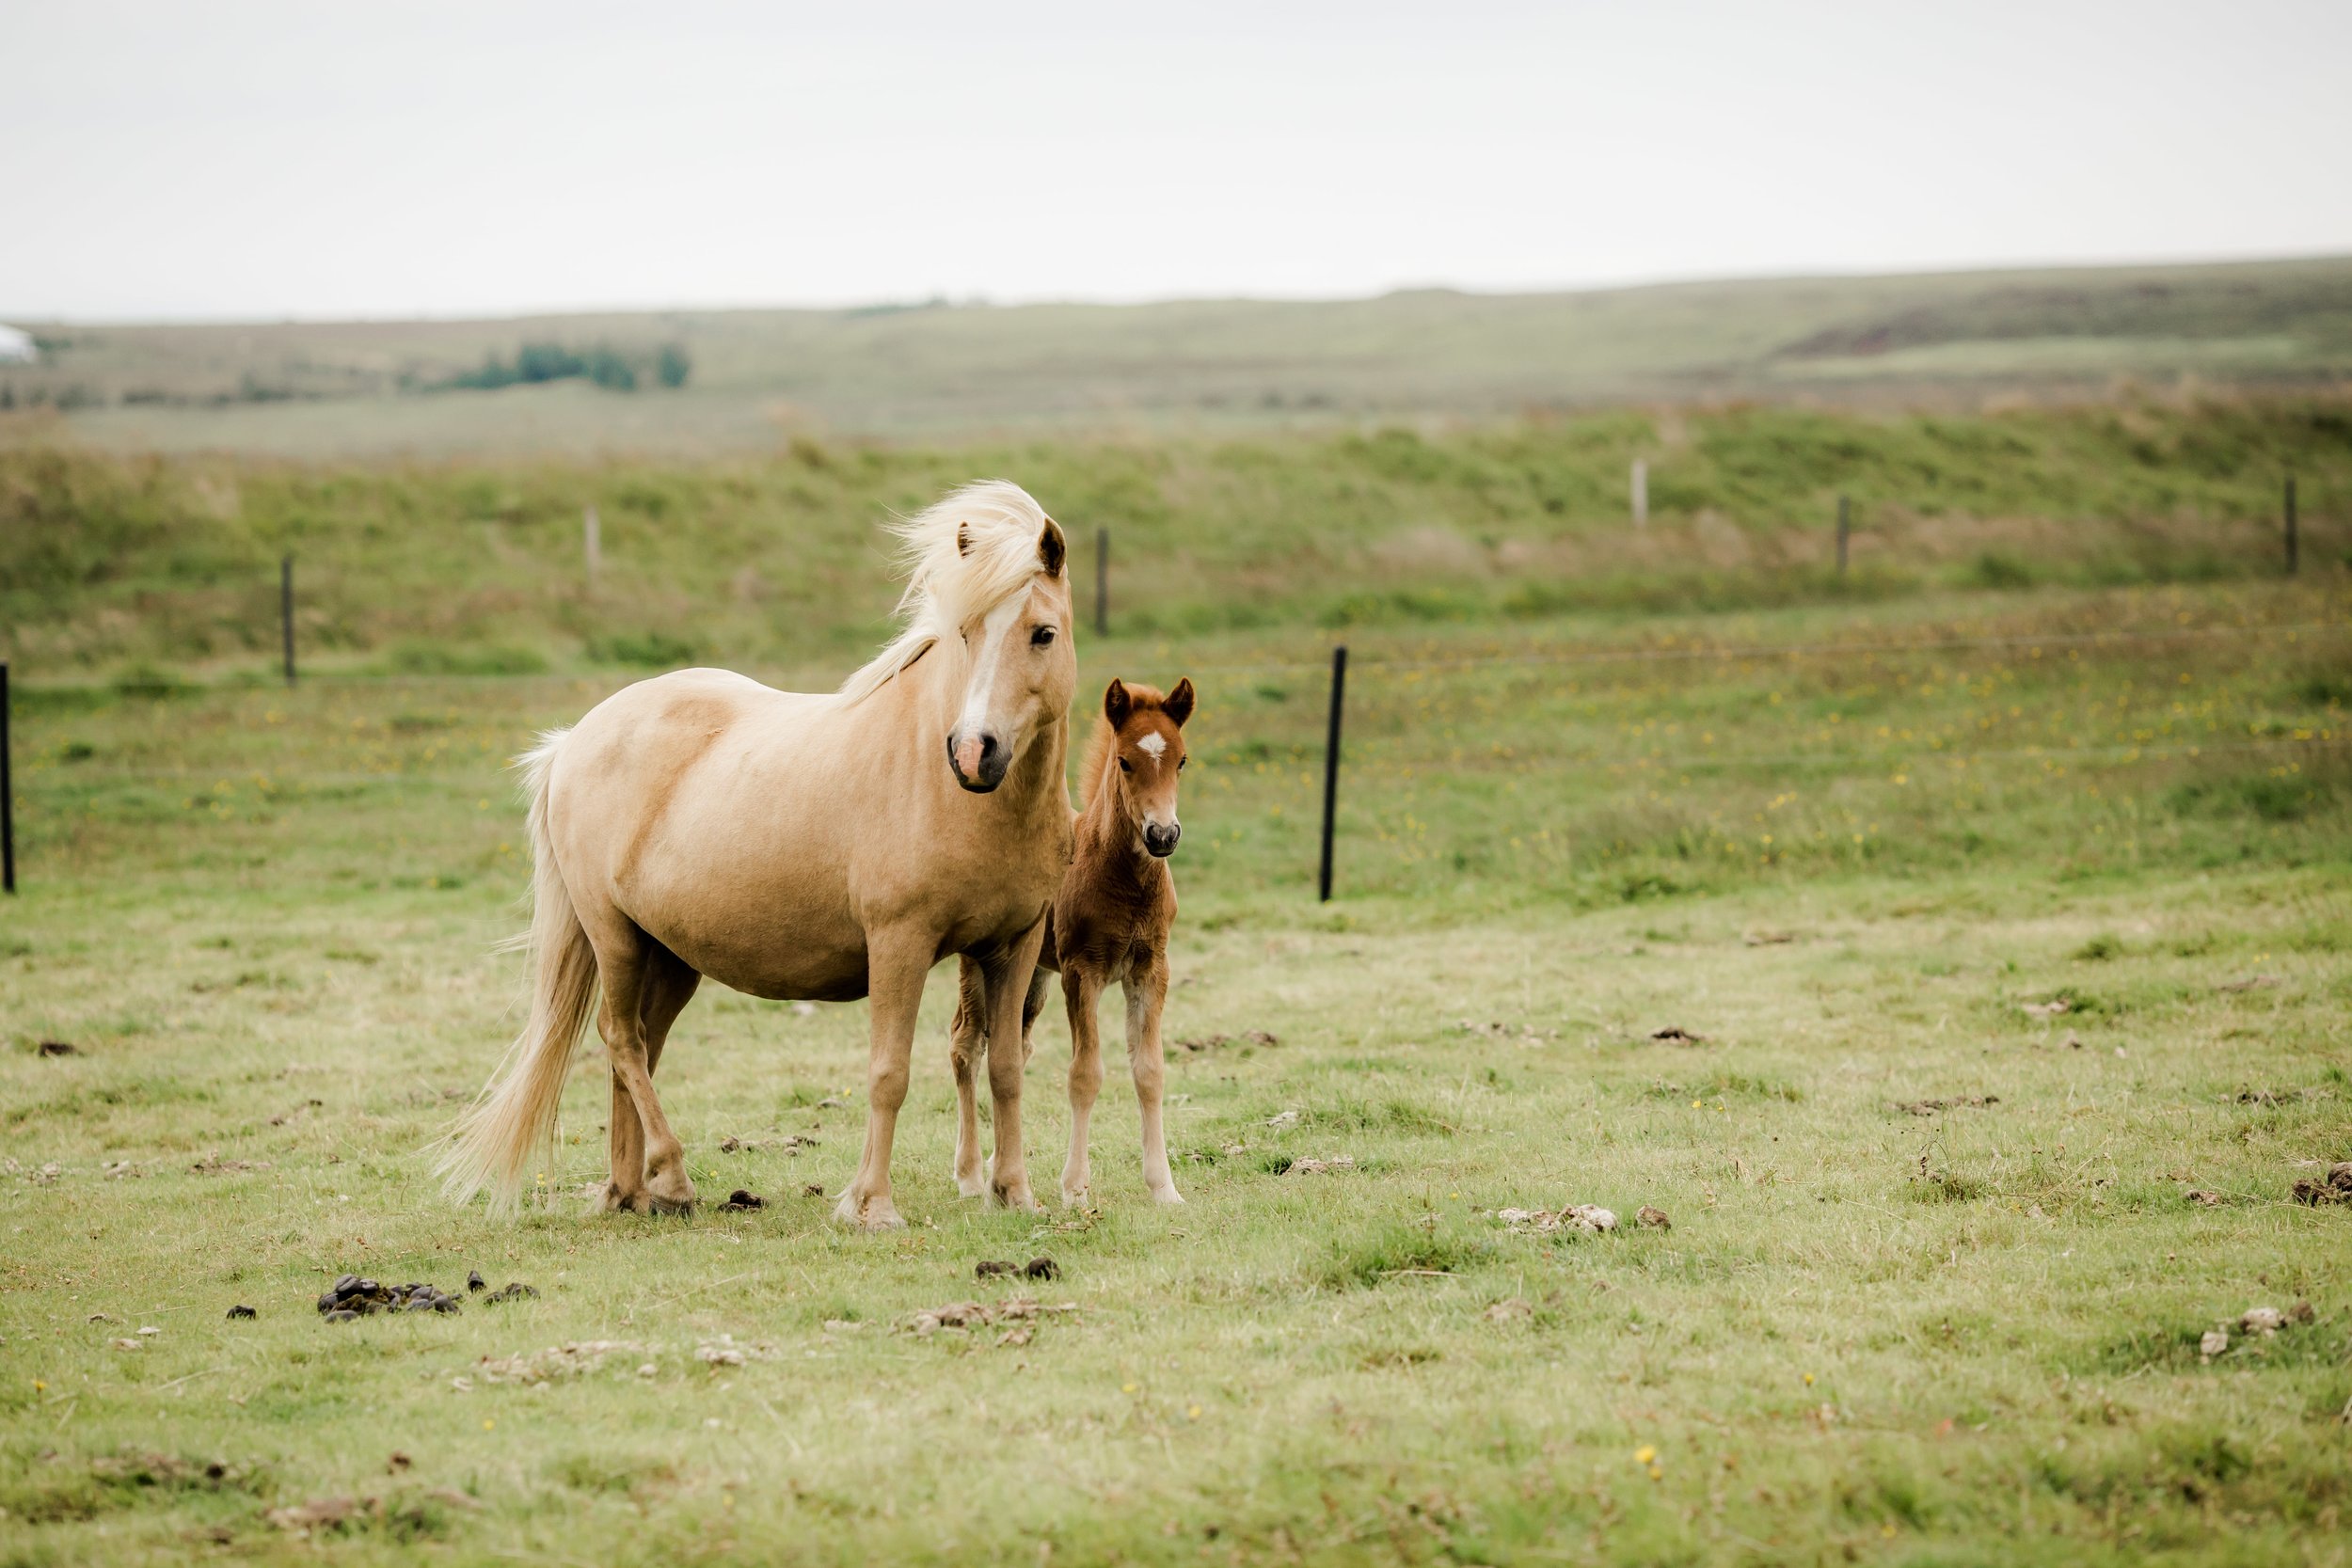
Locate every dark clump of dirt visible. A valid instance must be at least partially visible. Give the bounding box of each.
[466,1271,485,1293]
[720,1189,765,1211]
[1635,1205,1671,1229]
[38,1039,77,1057]
[318,1276,464,1321]
[2290,1163,2352,1206]
[1648,1026,1707,1044]
[976,1259,1018,1279]
[1173,1029,1279,1053]
[225,1304,257,1320]
[802,1182,826,1197]
[1024,1256,1060,1281]
[482,1282,539,1304]
[1897,1094,2001,1116]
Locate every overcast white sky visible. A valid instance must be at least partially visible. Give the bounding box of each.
[4,0,2348,322]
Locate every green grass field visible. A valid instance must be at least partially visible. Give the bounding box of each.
[4,514,2348,1564]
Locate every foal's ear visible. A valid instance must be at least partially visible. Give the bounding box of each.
[957,521,974,558]
[1103,678,1132,727]
[1164,677,1195,728]
[1037,515,1067,577]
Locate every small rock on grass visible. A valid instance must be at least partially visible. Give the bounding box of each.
[1635,1205,1671,1230]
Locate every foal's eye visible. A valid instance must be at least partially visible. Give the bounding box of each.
[1177,756,1187,769]
[1030,626,1056,646]
[1119,758,1133,772]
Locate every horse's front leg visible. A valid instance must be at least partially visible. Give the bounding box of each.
[834,929,932,1230]
[1126,955,1183,1204]
[948,957,991,1199]
[982,919,1046,1212]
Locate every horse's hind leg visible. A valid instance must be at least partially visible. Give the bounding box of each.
[949,957,990,1199]
[601,942,699,1214]
[596,930,699,1215]
[1059,966,1104,1209]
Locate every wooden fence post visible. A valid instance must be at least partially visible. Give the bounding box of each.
[1,661,14,895]
[1631,459,1648,529]
[1836,496,1851,577]
[584,505,602,587]
[2284,475,2298,576]
[1318,645,1347,902]
[280,556,296,688]
[1095,528,1109,638]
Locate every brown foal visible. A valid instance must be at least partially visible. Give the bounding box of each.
[952,676,1195,1206]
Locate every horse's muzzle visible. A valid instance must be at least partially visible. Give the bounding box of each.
[1144,821,1182,858]
[947,730,1008,793]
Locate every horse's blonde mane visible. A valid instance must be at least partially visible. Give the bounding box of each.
[837,480,1057,705]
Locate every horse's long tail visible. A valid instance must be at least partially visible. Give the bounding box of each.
[437,728,600,1212]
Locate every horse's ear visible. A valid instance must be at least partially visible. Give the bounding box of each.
[1164,677,1195,728]
[957,521,974,557]
[1038,516,1067,578]
[1103,679,1131,728]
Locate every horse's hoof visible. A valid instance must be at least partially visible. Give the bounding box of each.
[645,1192,696,1217]
[1059,1184,1091,1210]
[989,1183,1043,1214]
[592,1181,641,1214]
[954,1172,989,1199]
[1148,1186,1187,1207]
[833,1191,905,1230]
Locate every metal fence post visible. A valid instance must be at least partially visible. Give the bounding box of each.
[280,555,296,688]
[1318,645,1347,902]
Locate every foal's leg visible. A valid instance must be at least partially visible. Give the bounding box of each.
[600,942,700,1213]
[596,931,698,1215]
[1059,965,1105,1209]
[1125,955,1183,1204]
[835,928,933,1230]
[949,957,991,1199]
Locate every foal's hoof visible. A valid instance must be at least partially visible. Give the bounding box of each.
[1148,1185,1188,1207]
[644,1191,696,1218]
[954,1172,990,1200]
[1059,1183,1092,1211]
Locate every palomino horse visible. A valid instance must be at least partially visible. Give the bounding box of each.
[439,481,1077,1228]
[951,676,1195,1207]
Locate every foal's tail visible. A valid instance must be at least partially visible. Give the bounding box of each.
[437,729,600,1212]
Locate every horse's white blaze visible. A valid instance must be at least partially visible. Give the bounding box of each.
[954,594,1026,744]
[1136,733,1166,757]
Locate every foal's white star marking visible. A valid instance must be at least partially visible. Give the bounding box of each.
[1136,733,1167,758]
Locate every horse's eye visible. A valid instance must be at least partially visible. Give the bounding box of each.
[1177,756,1187,769]
[1030,626,1056,646]
[1119,758,1132,772]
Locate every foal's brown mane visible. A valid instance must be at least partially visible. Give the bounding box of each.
[1078,683,1169,810]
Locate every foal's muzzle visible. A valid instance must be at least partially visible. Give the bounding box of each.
[1144,821,1182,858]
[947,729,1008,793]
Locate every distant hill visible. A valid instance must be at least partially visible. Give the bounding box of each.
[4,255,2349,459]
